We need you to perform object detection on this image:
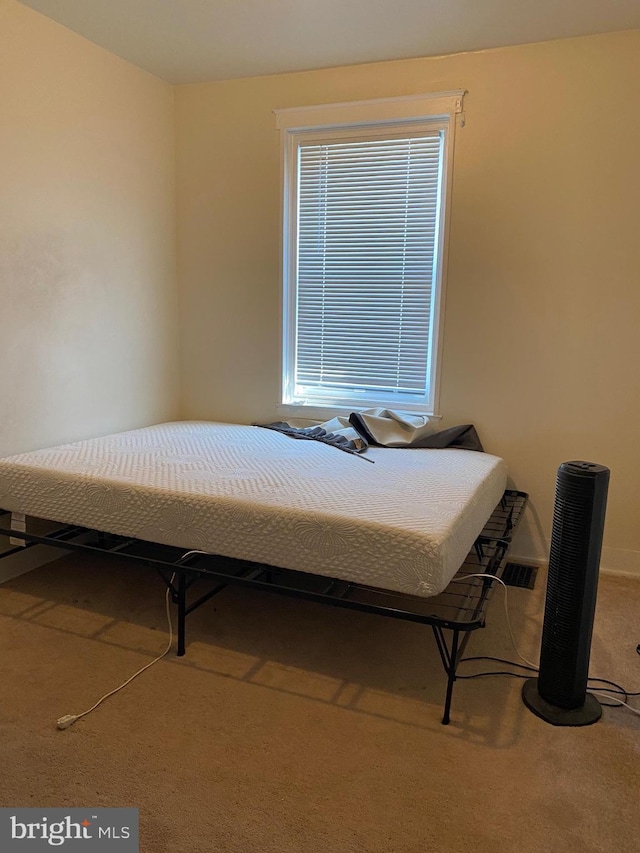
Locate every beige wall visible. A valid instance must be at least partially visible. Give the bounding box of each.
[0,0,180,457]
[175,31,640,571]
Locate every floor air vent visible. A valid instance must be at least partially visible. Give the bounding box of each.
[501,562,538,589]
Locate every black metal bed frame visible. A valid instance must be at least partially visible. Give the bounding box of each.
[0,490,527,724]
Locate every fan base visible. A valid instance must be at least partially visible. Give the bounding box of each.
[522,678,602,726]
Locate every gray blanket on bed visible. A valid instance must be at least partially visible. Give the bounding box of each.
[255,409,483,460]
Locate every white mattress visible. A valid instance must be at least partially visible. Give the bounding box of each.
[0,421,508,597]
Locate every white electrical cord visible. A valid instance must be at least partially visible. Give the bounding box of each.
[57,574,175,730]
[452,572,539,669]
[588,690,640,717]
[454,572,640,718]
[177,549,213,563]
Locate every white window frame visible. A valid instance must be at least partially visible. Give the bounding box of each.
[275,91,465,419]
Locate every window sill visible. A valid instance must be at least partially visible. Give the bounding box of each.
[277,402,441,424]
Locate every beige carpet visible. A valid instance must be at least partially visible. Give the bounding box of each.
[0,551,638,853]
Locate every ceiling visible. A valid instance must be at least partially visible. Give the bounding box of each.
[18,0,640,84]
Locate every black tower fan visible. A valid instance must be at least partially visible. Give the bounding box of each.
[522,461,610,726]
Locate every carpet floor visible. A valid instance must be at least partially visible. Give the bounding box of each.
[0,552,638,852]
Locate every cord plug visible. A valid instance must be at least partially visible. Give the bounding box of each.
[57,714,79,730]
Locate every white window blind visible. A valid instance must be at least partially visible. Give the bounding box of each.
[276,92,464,415]
[295,132,443,404]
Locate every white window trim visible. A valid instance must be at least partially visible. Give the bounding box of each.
[274,91,466,131]
[275,91,465,420]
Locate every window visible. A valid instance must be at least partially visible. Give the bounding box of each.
[275,92,465,416]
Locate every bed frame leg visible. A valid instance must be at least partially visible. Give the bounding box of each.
[432,626,461,725]
[442,629,460,725]
[177,570,187,657]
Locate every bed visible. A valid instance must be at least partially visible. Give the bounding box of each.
[0,421,526,723]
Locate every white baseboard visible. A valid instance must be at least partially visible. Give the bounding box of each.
[508,545,640,581]
[598,545,640,579]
